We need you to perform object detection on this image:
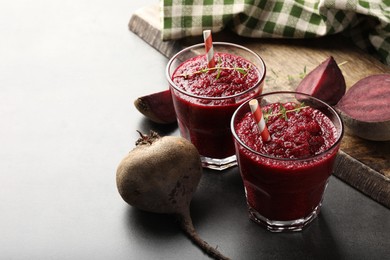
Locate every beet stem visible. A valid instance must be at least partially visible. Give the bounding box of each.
[177,211,231,260]
[135,130,160,146]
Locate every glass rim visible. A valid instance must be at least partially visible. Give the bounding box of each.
[166,42,266,101]
[230,91,344,162]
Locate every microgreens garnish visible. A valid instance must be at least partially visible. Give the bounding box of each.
[174,58,250,79]
[266,68,279,84]
[287,66,307,84]
[216,57,222,80]
[299,66,307,79]
[279,104,289,121]
[263,102,308,122]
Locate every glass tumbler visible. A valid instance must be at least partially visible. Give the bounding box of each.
[231,91,343,231]
[166,42,266,170]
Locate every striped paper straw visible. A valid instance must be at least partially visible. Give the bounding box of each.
[249,99,271,142]
[203,30,215,68]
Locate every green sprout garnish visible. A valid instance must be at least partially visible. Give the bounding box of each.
[263,102,308,122]
[174,57,250,80]
[299,66,307,79]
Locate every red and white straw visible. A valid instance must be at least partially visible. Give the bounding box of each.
[203,30,215,68]
[249,99,271,142]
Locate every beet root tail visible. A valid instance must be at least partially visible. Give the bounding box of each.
[177,212,231,260]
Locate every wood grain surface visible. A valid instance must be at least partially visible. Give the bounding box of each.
[129,4,390,208]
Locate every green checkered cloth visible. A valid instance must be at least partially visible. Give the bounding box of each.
[161,0,390,65]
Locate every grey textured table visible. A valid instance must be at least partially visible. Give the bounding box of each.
[0,1,389,259]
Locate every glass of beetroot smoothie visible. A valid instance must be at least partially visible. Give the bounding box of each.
[231,91,343,232]
[166,42,266,170]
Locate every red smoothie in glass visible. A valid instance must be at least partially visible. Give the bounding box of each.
[171,52,262,160]
[234,101,341,224]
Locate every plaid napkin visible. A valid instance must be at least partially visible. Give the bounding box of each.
[161,0,390,65]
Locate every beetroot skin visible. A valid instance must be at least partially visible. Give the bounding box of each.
[134,89,177,124]
[335,74,390,141]
[116,131,230,260]
[296,56,346,105]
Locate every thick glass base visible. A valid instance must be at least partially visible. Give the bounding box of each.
[248,203,322,232]
[201,155,237,171]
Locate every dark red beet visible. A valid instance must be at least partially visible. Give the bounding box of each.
[296,56,346,105]
[336,74,390,122]
[335,74,390,141]
[134,89,177,124]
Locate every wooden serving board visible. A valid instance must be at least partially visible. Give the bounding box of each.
[129,4,390,209]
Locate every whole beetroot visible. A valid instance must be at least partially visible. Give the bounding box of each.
[116,131,230,260]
